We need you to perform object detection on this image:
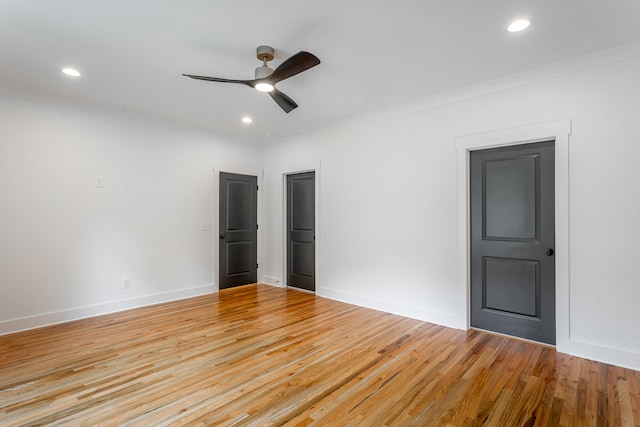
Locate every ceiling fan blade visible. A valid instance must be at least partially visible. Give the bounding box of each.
[182,74,254,87]
[268,88,298,113]
[268,51,320,84]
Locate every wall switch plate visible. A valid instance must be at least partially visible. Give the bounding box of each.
[201,222,212,231]
[122,179,132,190]
[122,278,131,289]
[96,177,104,188]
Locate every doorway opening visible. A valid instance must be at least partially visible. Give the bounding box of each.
[212,164,263,291]
[469,141,555,344]
[219,172,258,289]
[456,120,571,350]
[286,171,316,292]
[280,160,321,294]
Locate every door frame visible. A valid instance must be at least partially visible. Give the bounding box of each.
[281,160,321,292]
[212,163,263,291]
[456,120,571,352]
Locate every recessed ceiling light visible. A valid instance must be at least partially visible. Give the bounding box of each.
[508,19,530,33]
[241,116,253,124]
[62,68,81,77]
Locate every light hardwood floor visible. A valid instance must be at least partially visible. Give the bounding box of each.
[1,284,639,426]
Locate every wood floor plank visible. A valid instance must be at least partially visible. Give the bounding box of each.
[1,284,640,426]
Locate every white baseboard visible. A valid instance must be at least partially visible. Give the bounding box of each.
[559,338,640,372]
[318,287,640,371]
[318,287,461,330]
[0,284,216,336]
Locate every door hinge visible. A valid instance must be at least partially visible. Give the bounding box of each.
[256,263,259,269]
[256,224,259,230]
[257,185,259,191]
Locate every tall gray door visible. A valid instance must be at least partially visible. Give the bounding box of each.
[287,172,315,292]
[470,141,555,344]
[219,172,257,289]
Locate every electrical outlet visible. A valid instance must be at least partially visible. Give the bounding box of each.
[122,278,131,289]
[201,222,212,231]
[264,276,281,286]
[96,177,104,188]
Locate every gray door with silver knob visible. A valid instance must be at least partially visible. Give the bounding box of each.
[470,141,555,344]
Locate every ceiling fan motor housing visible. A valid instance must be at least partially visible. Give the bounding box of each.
[255,65,273,79]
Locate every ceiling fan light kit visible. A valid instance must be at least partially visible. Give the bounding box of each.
[183,45,320,113]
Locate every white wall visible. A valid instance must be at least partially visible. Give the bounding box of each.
[0,93,261,333]
[2,45,640,371]
[261,45,640,370]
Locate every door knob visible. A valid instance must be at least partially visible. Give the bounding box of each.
[219,234,225,240]
[546,248,554,256]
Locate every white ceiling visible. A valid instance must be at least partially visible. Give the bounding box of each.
[2,0,640,143]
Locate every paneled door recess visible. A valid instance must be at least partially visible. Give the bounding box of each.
[219,172,257,289]
[287,172,315,292]
[470,141,556,344]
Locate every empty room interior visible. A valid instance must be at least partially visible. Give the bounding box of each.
[2,1,640,425]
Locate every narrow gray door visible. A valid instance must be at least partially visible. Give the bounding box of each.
[470,141,555,344]
[287,172,315,292]
[219,172,257,289]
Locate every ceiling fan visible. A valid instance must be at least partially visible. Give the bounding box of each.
[183,46,320,113]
